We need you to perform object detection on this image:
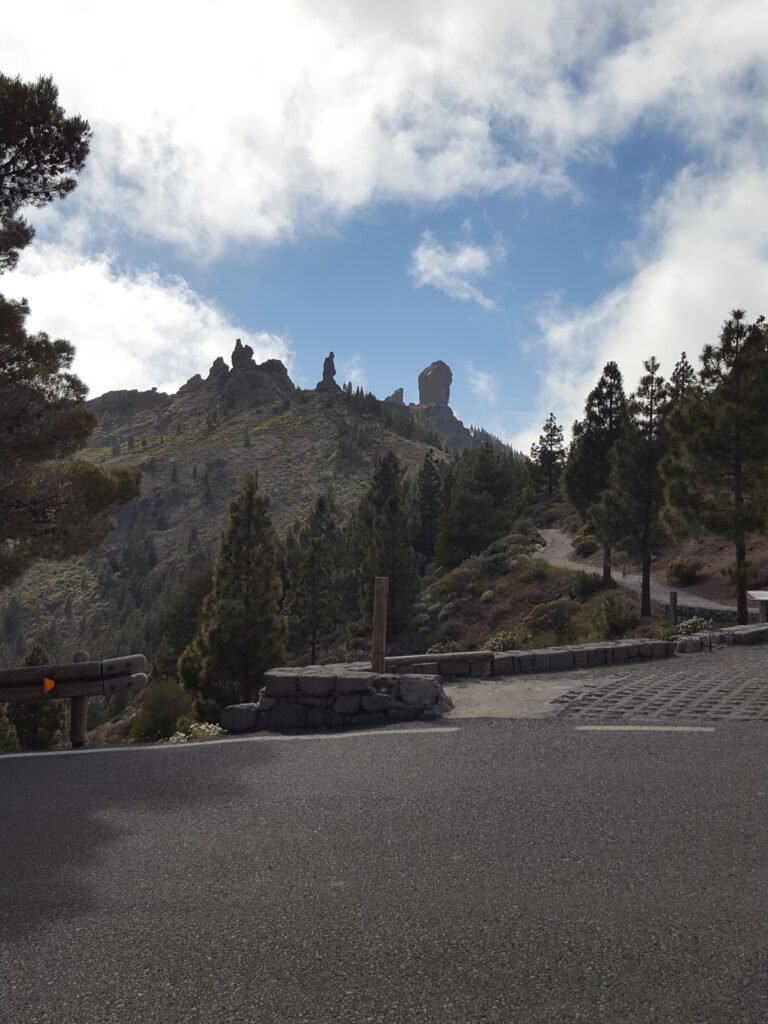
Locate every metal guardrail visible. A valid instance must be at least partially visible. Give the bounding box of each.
[0,651,149,748]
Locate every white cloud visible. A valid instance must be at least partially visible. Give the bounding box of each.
[3,1,765,255]
[409,231,504,309]
[4,245,292,397]
[339,354,368,389]
[467,366,498,405]
[511,158,768,451]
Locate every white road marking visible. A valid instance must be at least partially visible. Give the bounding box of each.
[575,725,715,733]
[0,726,461,759]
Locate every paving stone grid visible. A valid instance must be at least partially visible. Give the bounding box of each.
[552,646,768,722]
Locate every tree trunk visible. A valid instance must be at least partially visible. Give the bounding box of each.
[641,553,652,617]
[735,533,748,625]
[602,543,612,589]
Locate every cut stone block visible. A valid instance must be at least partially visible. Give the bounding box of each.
[514,654,534,675]
[298,673,336,698]
[269,702,307,730]
[585,646,608,667]
[256,695,276,711]
[569,647,590,669]
[335,673,379,694]
[297,693,332,707]
[397,675,441,706]
[531,651,551,673]
[492,652,519,675]
[609,644,629,664]
[333,693,361,714]
[469,659,493,677]
[263,670,299,698]
[361,692,393,713]
[438,660,470,676]
[221,703,260,733]
[548,649,574,671]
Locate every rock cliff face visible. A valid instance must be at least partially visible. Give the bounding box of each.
[418,361,452,406]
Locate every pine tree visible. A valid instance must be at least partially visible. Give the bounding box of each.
[350,452,420,634]
[414,449,442,562]
[598,357,670,616]
[668,351,698,404]
[1,73,91,272]
[564,362,626,586]
[0,75,139,585]
[283,495,342,663]
[8,643,67,750]
[665,311,768,622]
[179,474,285,718]
[531,413,565,498]
[0,703,20,752]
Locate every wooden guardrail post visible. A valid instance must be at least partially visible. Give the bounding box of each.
[669,591,678,628]
[70,651,90,749]
[371,577,389,674]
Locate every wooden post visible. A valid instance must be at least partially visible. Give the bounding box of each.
[669,591,678,628]
[371,577,389,675]
[70,651,90,749]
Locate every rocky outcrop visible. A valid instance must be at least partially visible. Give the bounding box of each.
[385,387,405,405]
[200,340,296,410]
[418,361,452,405]
[207,356,229,383]
[178,374,204,395]
[414,403,474,452]
[316,351,341,393]
[87,388,168,416]
[221,665,454,733]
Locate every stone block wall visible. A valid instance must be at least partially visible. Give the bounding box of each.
[222,667,454,734]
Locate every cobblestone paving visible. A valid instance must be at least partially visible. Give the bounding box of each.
[553,646,768,721]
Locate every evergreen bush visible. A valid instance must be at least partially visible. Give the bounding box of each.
[665,558,702,586]
[590,594,639,640]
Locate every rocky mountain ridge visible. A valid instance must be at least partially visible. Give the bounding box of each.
[87,345,480,453]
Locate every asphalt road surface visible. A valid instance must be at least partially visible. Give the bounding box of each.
[2,720,767,1023]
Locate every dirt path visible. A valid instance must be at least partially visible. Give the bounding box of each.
[537,528,737,614]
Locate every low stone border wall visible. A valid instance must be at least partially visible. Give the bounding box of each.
[672,622,768,652]
[221,667,454,733]
[221,622,768,733]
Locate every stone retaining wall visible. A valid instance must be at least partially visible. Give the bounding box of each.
[222,667,453,733]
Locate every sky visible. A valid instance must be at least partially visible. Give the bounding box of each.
[3,1,768,449]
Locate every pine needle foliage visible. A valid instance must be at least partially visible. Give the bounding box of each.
[179,473,285,719]
[664,311,768,622]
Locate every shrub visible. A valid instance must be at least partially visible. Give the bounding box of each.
[590,594,638,640]
[485,630,521,652]
[0,705,20,753]
[168,721,223,744]
[517,559,550,584]
[426,639,462,655]
[430,561,483,601]
[522,598,576,642]
[130,678,193,743]
[570,571,604,600]
[662,616,714,639]
[666,559,702,586]
[574,537,598,557]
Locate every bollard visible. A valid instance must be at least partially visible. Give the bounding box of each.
[70,651,90,749]
[371,577,389,675]
[669,590,678,628]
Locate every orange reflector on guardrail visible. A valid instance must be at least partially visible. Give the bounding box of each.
[43,677,55,694]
